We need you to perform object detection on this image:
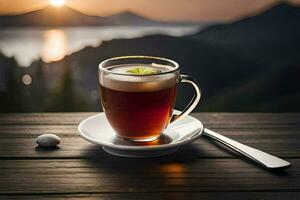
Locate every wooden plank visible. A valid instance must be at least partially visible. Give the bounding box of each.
[0,159,298,194]
[193,113,300,127]
[2,125,300,137]
[0,113,96,125]
[0,125,77,137]
[0,113,299,198]
[0,125,299,158]
[0,192,300,200]
[0,113,299,127]
[0,136,299,159]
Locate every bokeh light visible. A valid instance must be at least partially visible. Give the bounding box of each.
[22,74,32,85]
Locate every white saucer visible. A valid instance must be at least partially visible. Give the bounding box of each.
[78,111,203,157]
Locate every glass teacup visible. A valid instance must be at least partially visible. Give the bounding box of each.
[99,56,201,142]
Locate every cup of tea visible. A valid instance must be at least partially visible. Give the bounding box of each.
[99,56,201,142]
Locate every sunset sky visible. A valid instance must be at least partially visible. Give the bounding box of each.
[0,0,300,22]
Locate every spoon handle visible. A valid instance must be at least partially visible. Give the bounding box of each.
[203,128,291,169]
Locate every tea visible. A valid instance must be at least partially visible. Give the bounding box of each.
[100,64,177,141]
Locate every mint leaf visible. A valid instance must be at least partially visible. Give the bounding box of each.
[126,67,161,75]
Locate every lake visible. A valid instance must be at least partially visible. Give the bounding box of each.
[0,26,200,67]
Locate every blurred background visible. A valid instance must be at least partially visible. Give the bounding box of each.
[0,0,299,112]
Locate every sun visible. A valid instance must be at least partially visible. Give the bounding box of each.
[50,0,65,7]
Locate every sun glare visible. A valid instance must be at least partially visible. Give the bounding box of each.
[42,29,67,63]
[50,0,65,7]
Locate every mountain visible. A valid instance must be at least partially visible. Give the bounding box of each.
[0,6,196,26]
[0,6,108,26]
[39,2,300,112]
[105,11,158,25]
[188,3,300,67]
[1,3,300,112]
[105,11,198,26]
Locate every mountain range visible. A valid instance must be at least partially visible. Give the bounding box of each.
[0,6,196,26]
[1,3,300,112]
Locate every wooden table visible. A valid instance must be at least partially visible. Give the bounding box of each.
[0,113,299,199]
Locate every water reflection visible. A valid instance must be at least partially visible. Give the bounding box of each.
[42,29,67,63]
[0,27,199,66]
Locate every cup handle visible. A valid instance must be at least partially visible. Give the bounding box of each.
[170,74,201,123]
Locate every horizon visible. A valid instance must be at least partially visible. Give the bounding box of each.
[0,2,299,67]
[1,5,153,19]
[1,0,300,23]
[0,0,299,114]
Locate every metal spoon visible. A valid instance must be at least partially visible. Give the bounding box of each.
[203,128,291,169]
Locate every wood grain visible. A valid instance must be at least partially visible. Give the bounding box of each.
[0,159,298,194]
[0,126,299,158]
[0,113,96,125]
[0,113,299,127]
[0,113,299,199]
[0,192,300,200]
